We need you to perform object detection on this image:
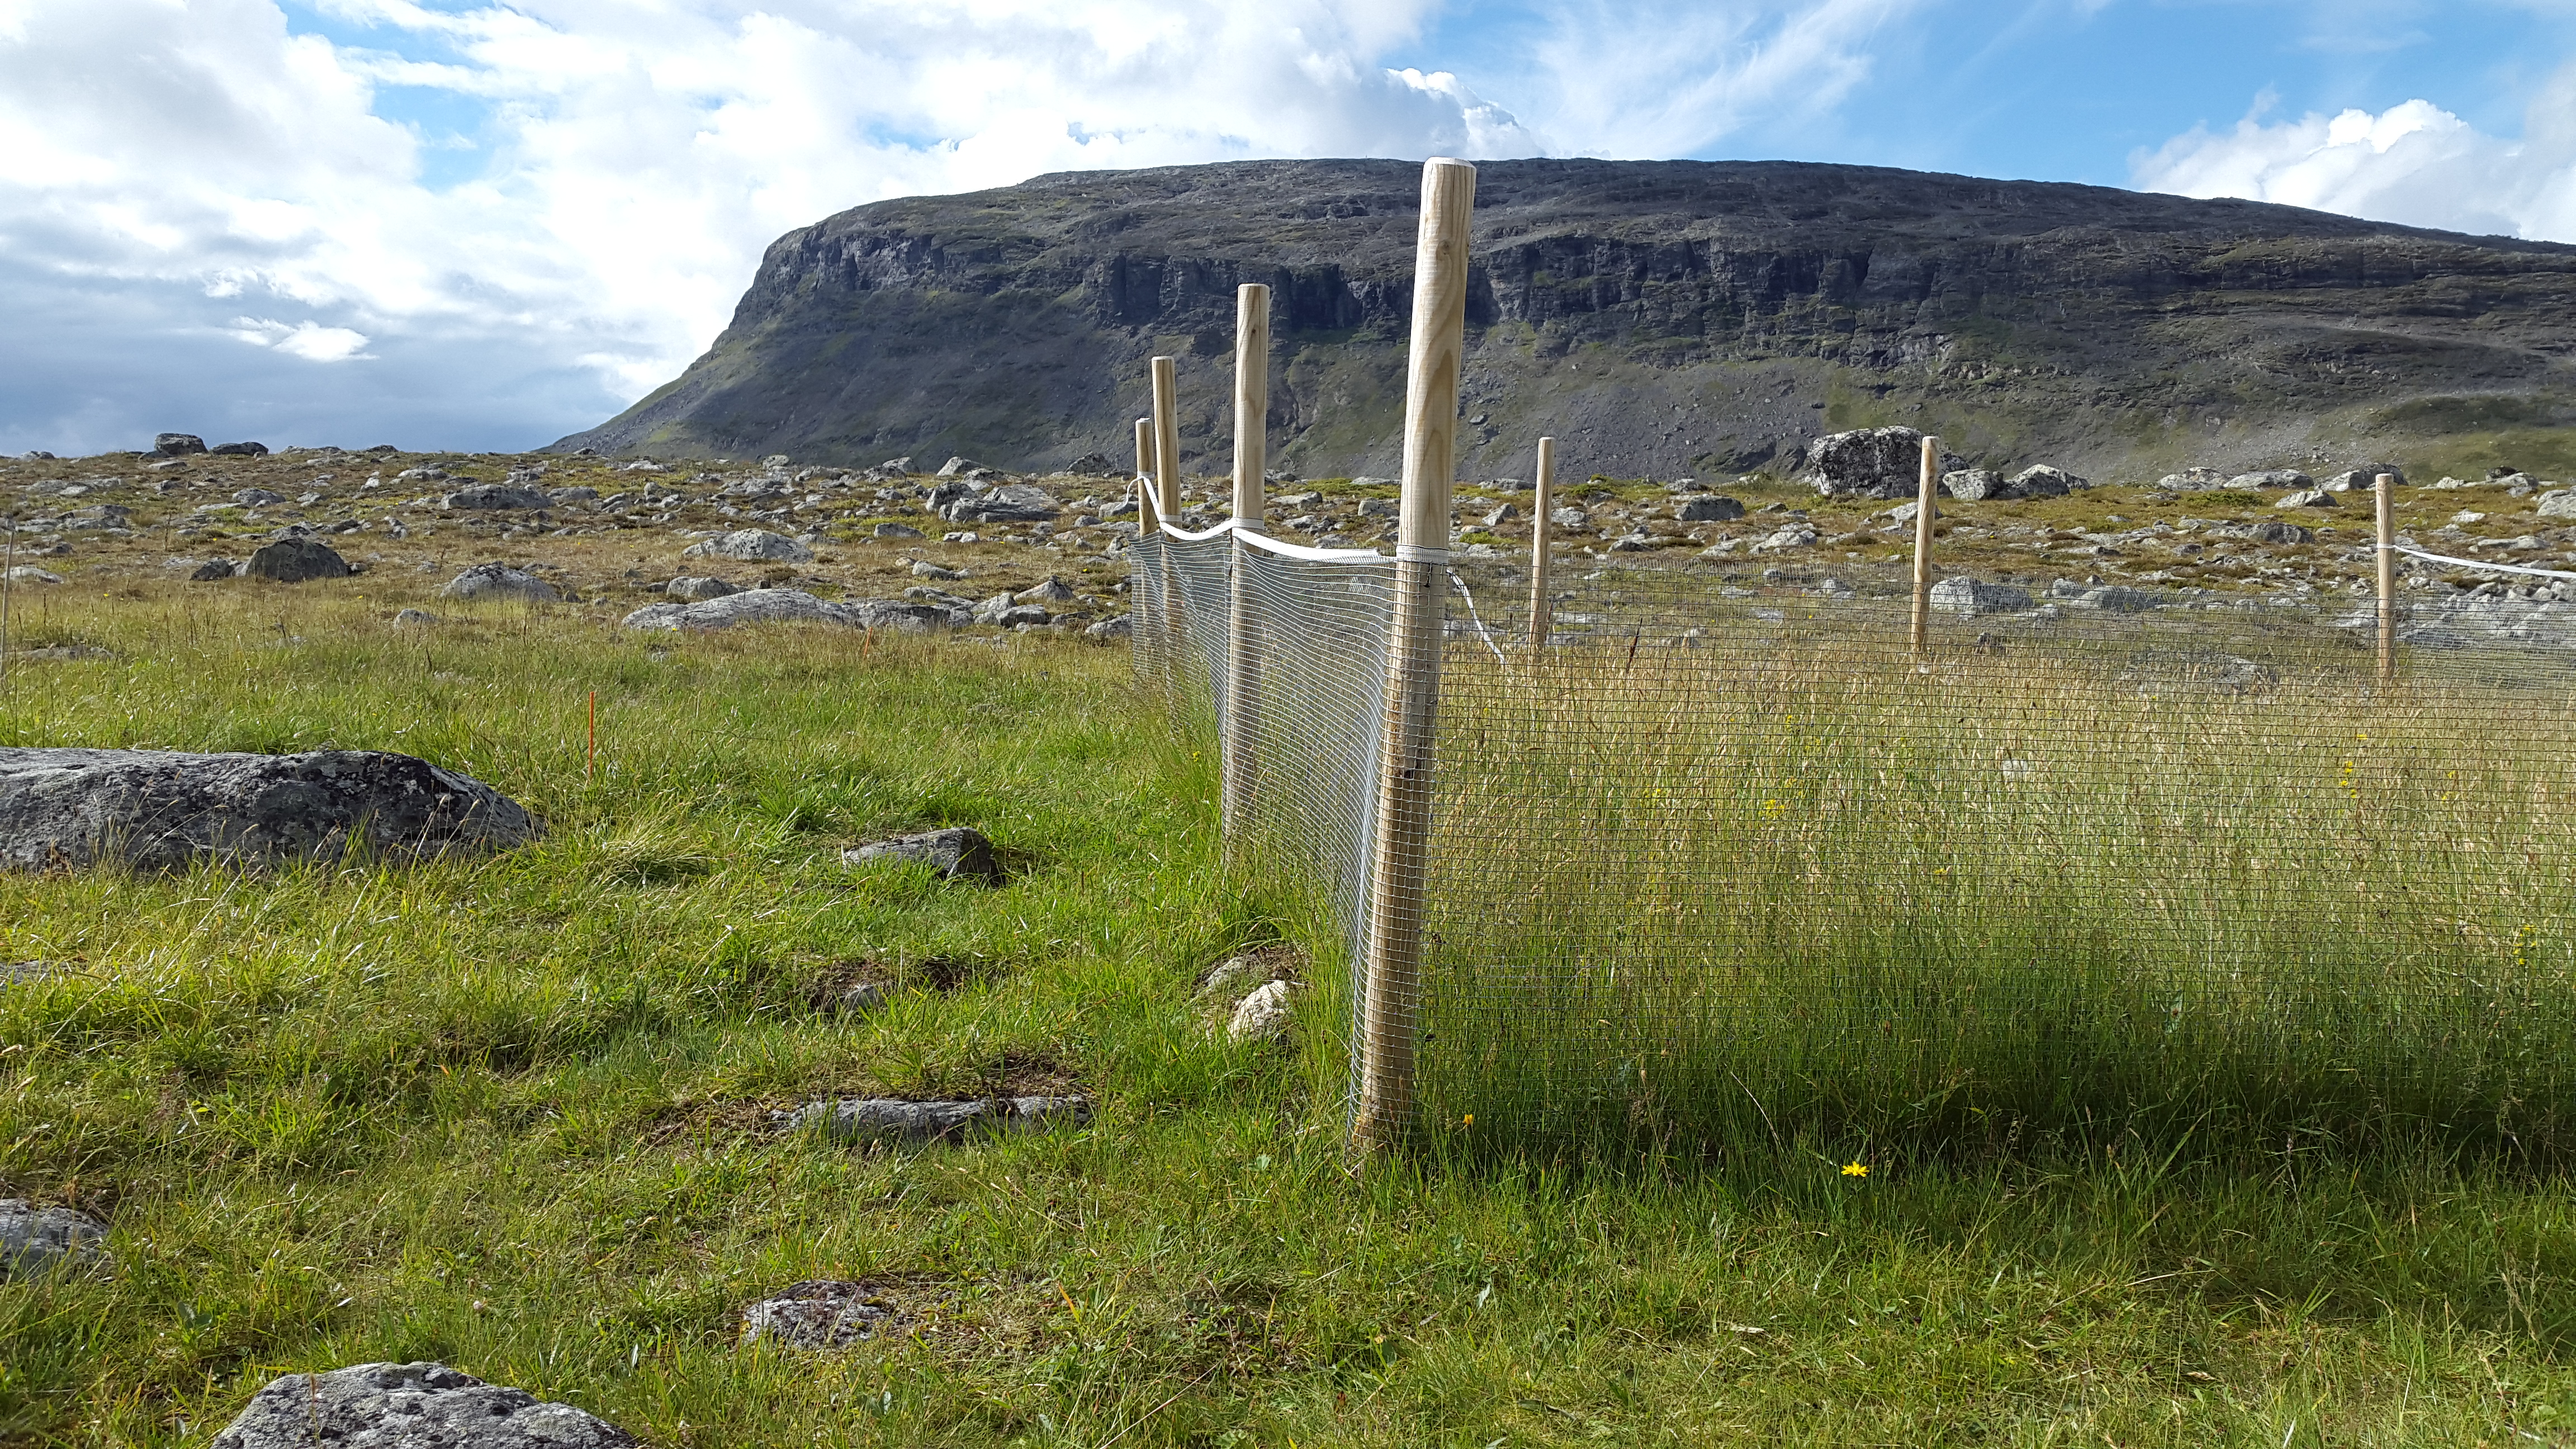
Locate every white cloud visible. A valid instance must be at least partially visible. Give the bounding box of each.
[228,318,375,361]
[0,0,1911,453]
[2132,68,2576,242]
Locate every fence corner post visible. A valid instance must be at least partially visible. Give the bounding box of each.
[1355,157,1476,1154]
[1149,358,1185,694]
[1223,284,1271,861]
[1528,436,1556,652]
[1909,434,1940,657]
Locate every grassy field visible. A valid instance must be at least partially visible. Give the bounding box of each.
[6,583,2576,1446]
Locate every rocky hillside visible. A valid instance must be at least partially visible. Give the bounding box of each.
[555,159,2576,486]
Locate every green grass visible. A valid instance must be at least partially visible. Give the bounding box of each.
[4,585,2576,1445]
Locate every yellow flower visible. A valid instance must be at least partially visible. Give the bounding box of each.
[1841,1162,1869,1178]
[1462,1113,1474,1126]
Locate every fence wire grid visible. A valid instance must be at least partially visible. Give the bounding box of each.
[1135,523,2576,1153]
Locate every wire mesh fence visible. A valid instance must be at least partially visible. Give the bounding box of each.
[1137,517,2576,1154]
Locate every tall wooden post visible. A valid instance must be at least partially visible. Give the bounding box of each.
[1150,357,1186,679]
[1355,157,1476,1152]
[1134,416,1155,523]
[1133,415,1160,676]
[1527,437,1556,651]
[1909,434,1940,656]
[1223,283,1271,856]
[2376,471,2398,684]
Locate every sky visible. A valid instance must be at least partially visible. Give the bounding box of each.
[2,0,2572,456]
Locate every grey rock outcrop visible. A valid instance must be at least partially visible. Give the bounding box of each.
[209,441,269,457]
[0,748,537,872]
[244,538,351,582]
[2155,467,2227,490]
[873,522,926,539]
[621,588,961,632]
[153,433,206,456]
[2537,490,2576,519]
[210,1362,635,1449]
[391,609,437,628]
[1227,980,1298,1041]
[1673,494,1745,522]
[941,483,1059,524]
[1801,428,1931,500]
[1086,615,1131,641]
[1941,468,2004,501]
[1015,575,1079,604]
[2228,470,2314,489]
[2005,464,2084,496]
[683,528,813,563]
[190,558,239,581]
[841,826,998,883]
[2324,465,2407,490]
[1928,576,2034,616]
[775,1095,1091,1142]
[444,483,552,510]
[2276,489,2337,509]
[0,1199,108,1278]
[440,564,560,603]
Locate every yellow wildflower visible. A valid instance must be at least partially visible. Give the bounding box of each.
[1842,1162,1869,1178]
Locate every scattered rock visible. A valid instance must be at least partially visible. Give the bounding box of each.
[1940,468,2004,501]
[874,522,927,539]
[2323,465,2406,490]
[0,747,538,872]
[190,558,239,581]
[2275,490,2337,509]
[841,826,998,883]
[2156,467,2227,490]
[444,483,552,510]
[1067,452,1115,475]
[1015,575,1078,605]
[546,486,597,505]
[0,1199,108,1278]
[684,528,814,564]
[1483,502,1522,525]
[1928,577,2034,616]
[1085,615,1131,641]
[1750,524,1819,552]
[775,1095,1091,1142]
[2070,585,2156,612]
[740,1281,903,1348]
[1358,498,1401,519]
[2227,470,2314,489]
[3,567,66,586]
[233,488,286,506]
[244,537,352,582]
[1227,979,1298,1041]
[211,1362,636,1449]
[666,575,740,602]
[209,441,269,457]
[911,560,965,580]
[621,589,960,632]
[1548,506,1589,529]
[153,433,206,456]
[934,456,987,477]
[440,563,560,603]
[391,609,437,628]
[1673,494,1745,522]
[2536,490,2576,519]
[943,483,1060,525]
[834,982,888,1016]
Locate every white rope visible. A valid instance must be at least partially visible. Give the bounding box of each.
[1232,528,1388,564]
[1448,570,1510,671]
[1394,543,1452,565]
[2384,542,2576,583]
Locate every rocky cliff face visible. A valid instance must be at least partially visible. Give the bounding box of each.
[555,159,2576,484]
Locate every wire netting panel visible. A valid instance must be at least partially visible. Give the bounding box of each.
[1422,564,2576,1149]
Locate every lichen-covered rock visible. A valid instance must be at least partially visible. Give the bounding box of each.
[444,484,552,510]
[0,1199,108,1278]
[683,528,813,563]
[1800,428,1954,499]
[211,1362,635,1449]
[440,564,560,603]
[244,537,351,583]
[740,1281,900,1348]
[1227,979,1298,1041]
[666,575,740,602]
[774,1095,1091,1142]
[841,826,998,883]
[0,748,537,872]
[620,588,963,632]
[1927,576,2034,617]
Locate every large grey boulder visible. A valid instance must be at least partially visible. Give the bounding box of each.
[665,575,740,602]
[439,564,560,603]
[211,1362,635,1449]
[774,1095,1091,1142]
[0,748,537,872]
[1928,576,2034,616]
[2154,467,2227,490]
[2227,470,2313,489]
[1940,469,2004,501]
[841,826,998,883]
[619,588,962,632]
[0,1199,108,1278]
[2323,465,2406,491]
[684,528,812,563]
[153,433,207,456]
[245,538,351,583]
[1800,428,1957,499]
[444,483,551,510]
[2537,490,2576,519]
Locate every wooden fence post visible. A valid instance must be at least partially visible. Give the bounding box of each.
[1150,357,1186,682]
[1909,434,1939,656]
[1528,437,1556,651]
[1133,415,1160,676]
[1223,283,1271,858]
[1355,157,1476,1152]
[2377,471,2398,684]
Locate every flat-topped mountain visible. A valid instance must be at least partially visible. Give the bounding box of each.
[556,158,2576,484]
